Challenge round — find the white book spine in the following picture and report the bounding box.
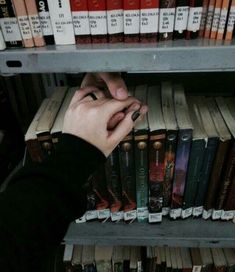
[0,27,6,50]
[47,0,75,45]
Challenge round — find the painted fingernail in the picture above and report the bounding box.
[116,88,127,99]
[132,111,140,121]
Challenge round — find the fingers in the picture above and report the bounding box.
[107,112,125,130]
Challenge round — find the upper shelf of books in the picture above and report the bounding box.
[0,39,235,74]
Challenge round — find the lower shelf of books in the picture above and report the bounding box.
[64,218,235,248]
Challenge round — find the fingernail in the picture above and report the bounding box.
[116,88,127,99]
[132,111,140,121]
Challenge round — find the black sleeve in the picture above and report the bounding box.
[0,133,106,272]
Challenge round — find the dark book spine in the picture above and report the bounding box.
[159,0,176,41]
[135,133,149,222]
[26,139,44,162]
[124,0,140,42]
[185,0,203,39]
[0,0,23,47]
[162,130,177,216]
[105,148,123,222]
[181,139,206,219]
[35,0,55,44]
[223,171,235,218]
[148,131,166,223]
[173,0,190,39]
[170,129,192,219]
[119,135,137,222]
[85,175,98,221]
[193,137,218,217]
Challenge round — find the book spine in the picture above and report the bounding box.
[181,139,206,219]
[224,0,235,41]
[216,0,230,40]
[0,0,23,47]
[11,0,35,47]
[140,0,159,43]
[124,0,140,42]
[35,0,55,45]
[199,0,209,37]
[173,0,190,39]
[162,130,177,216]
[119,135,137,223]
[223,171,235,220]
[193,137,218,217]
[85,175,98,221]
[210,0,223,39]
[185,0,203,39]
[170,129,192,219]
[105,148,123,222]
[159,0,176,41]
[70,0,91,44]
[204,0,216,38]
[0,27,6,50]
[47,0,75,45]
[135,134,149,222]
[88,0,108,43]
[24,0,45,47]
[25,139,44,162]
[106,0,124,43]
[148,132,166,223]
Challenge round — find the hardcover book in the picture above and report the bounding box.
[199,248,213,272]
[0,0,23,47]
[63,244,74,272]
[70,0,91,44]
[112,246,124,272]
[140,0,159,43]
[210,0,223,39]
[134,85,149,222]
[199,0,209,37]
[71,245,83,271]
[82,245,96,272]
[107,0,124,43]
[211,248,227,272]
[147,85,166,223]
[0,28,5,50]
[124,0,140,42]
[204,0,216,38]
[95,246,113,272]
[181,248,193,272]
[224,0,235,41]
[170,84,193,219]
[190,248,203,272]
[161,82,178,216]
[216,0,230,40]
[174,0,190,39]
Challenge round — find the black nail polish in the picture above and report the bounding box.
[132,111,140,121]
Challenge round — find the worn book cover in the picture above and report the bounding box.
[174,0,190,39]
[124,0,140,42]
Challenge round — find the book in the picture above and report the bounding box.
[210,0,223,39]
[112,246,124,272]
[11,0,34,47]
[223,248,235,272]
[95,246,113,272]
[107,0,124,43]
[47,0,75,45]
[190,248,203,272]
[70,0,91,44]
[63,244,74,272]
[71,245,83,271]
[181,248,193,272]
[174,0,190,39]
[170,85,193,219]
[165,247,172,272]
[24,0,45,47]
[159,0,176,41]
[199,248,213,272]
[182,96,207,219]
[130,247,142,272]
[170,247,178,272]
[0,27,6,50]
[199,0,209,37]
[140,0,159,43]
[123,246,131,272]
[204,0,216,38]
[134,85,149,222]
[147,85,166,223]
[0,0,22,47]
[88,0,108,43]
[203,98,231,220]
[35,0,55,45]
[211,248,227,272]
[161,82,178,216]
[216,0,230,40]
[124,0,140,43]
[82,245,96,272]
[224,0,235,41]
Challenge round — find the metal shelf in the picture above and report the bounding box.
[64,218,235,248]
[0,39,235,74]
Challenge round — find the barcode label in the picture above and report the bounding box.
[159,8,175,33]
[107,9,123,34]
[193,206,203,217]
[181,207,193,218]
[162,207,170,216]
[137,207,149,219]
[170,208,181,219]
[111,211,124,221]
[140,8,159,34]
[124,9,140,34]
[38,11,53,36]
[75,215,86,223]
[29,15,43,38]
[18,15,32,39]
[174,6,189,32]
[187,7,202,32]
[221,210,235,220]
[212,209,222,220]
[202,209,212,219]
[149,212,162,223]
[192,265,202,272]
[89,11,107,35]
[124,210,137,221]
[85,210,98,221]
[0,18,22,42]
[98,209,110,219]
[72,11,90,35]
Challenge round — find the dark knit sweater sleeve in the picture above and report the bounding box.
[0,133,106,271]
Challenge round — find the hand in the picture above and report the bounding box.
[62,88,147,157]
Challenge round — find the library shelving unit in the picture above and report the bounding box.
[1,39,235,248]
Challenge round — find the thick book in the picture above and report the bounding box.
[159,0,176,41]
[35,0,55,45]
[88,0,108,43]
[70,0,91,44]
[11,0,34,47]
[0,28,6,50]
[203,98,231,220]
[134,85,149,222]
[107,0,124,43]
[182,97,207,219]
[140,0,159,43]
[204,0,216,38]
[211,248,227,272]
[199,248,213,272]
[161,82,178,216]
[147,85,166,223]
[24,0,45,47]
[223,248,235,272]
[170,84,193,219]
[224,0,235,41]
[216,0,230,39]
[47,0,75,45]
[174,0,190,39]
[124,0,140,42]
[190,248,203,272]
[216,97,235,220]
[210,0,223,39]
[199,0,209,37]
[0,0,22,47]
[193,97,219,217]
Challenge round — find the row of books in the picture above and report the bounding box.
[24,83,235,224]
[62,245,235,272]
[0,0,235,51]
